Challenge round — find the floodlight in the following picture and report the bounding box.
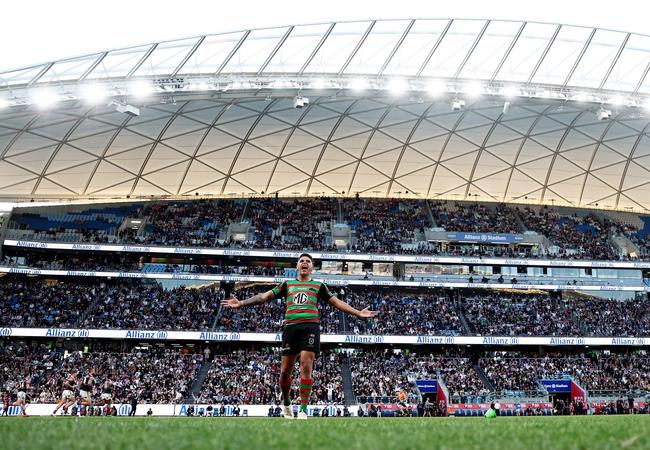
[574,92,588,102]
[502,85,518,98]
[311,79,326,89]
[465,82,483,97]
[608,96,624,106]
[350,79,369,91]
[81,84,109,104]
[129,81,153,99]
[426,79,445,96]
[32,90,59,108]
[387,78,408,95]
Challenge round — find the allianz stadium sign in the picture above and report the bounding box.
[0,327,647,347]
[5,239,650,269]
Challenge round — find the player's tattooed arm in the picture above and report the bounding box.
[240,292,270,306]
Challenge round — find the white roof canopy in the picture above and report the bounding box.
[0,19,649,211]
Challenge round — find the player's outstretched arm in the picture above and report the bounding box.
[328,296,378,318]
[220,289,275,309]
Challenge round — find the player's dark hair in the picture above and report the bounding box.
[298,253,313,262]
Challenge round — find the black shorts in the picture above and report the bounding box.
[281,323,320,356]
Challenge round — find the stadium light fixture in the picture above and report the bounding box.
[129,80,154,99]
[271,79,290,89]
[608,95,625,106]
[426,79,445,96]
[501,85,518,98]
[574,92,588,102]
[387,78,408,95]
[81,84,109,104]
[464,81,483,98]
[32,89,60,109]
[349,78,369,91]
[311,79,326,89]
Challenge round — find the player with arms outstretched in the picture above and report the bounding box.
[221,253,377,419]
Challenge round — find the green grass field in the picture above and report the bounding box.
[1,415,648,450]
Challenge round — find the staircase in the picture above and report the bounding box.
[453,298,474,335]
[338,309,348,333]
[240,198,251,222]
[210,299,225,331]
[473,364,496,392]
[185,359,213,403]
[340,355,356,406]
[424,200,437,227]
[337,199,344,223]
[76,287,108,326]
[611,233,638,258]
[510,206,528,232]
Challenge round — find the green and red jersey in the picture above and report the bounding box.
[271,279,335,327]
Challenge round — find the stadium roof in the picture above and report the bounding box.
[1,18,650,212]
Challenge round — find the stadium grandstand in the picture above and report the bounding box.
[2,18,650,426]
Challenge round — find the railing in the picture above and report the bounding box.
[447,390,548,404]
[356,396,399,404]
[587,389,650,400]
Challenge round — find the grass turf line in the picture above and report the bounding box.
[1,415,649,450]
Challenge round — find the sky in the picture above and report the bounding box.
[0,0,646,72]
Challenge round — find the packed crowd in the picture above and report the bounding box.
[343,288,461,336]
[243,198,338,251]
[82,284,222,331]
[6,197,650,261]
[349,349,487,404]
[431,202,521,234]
[127,199,244,246]
[517,207,619,260]
[2,339,650,408]
[480,351,650,394]
[0,280,100,328]
[197,348,344,405]
[461,293,650,337]
[0,341,200,404]
[3,275,650,338]
[345,199,431,254]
